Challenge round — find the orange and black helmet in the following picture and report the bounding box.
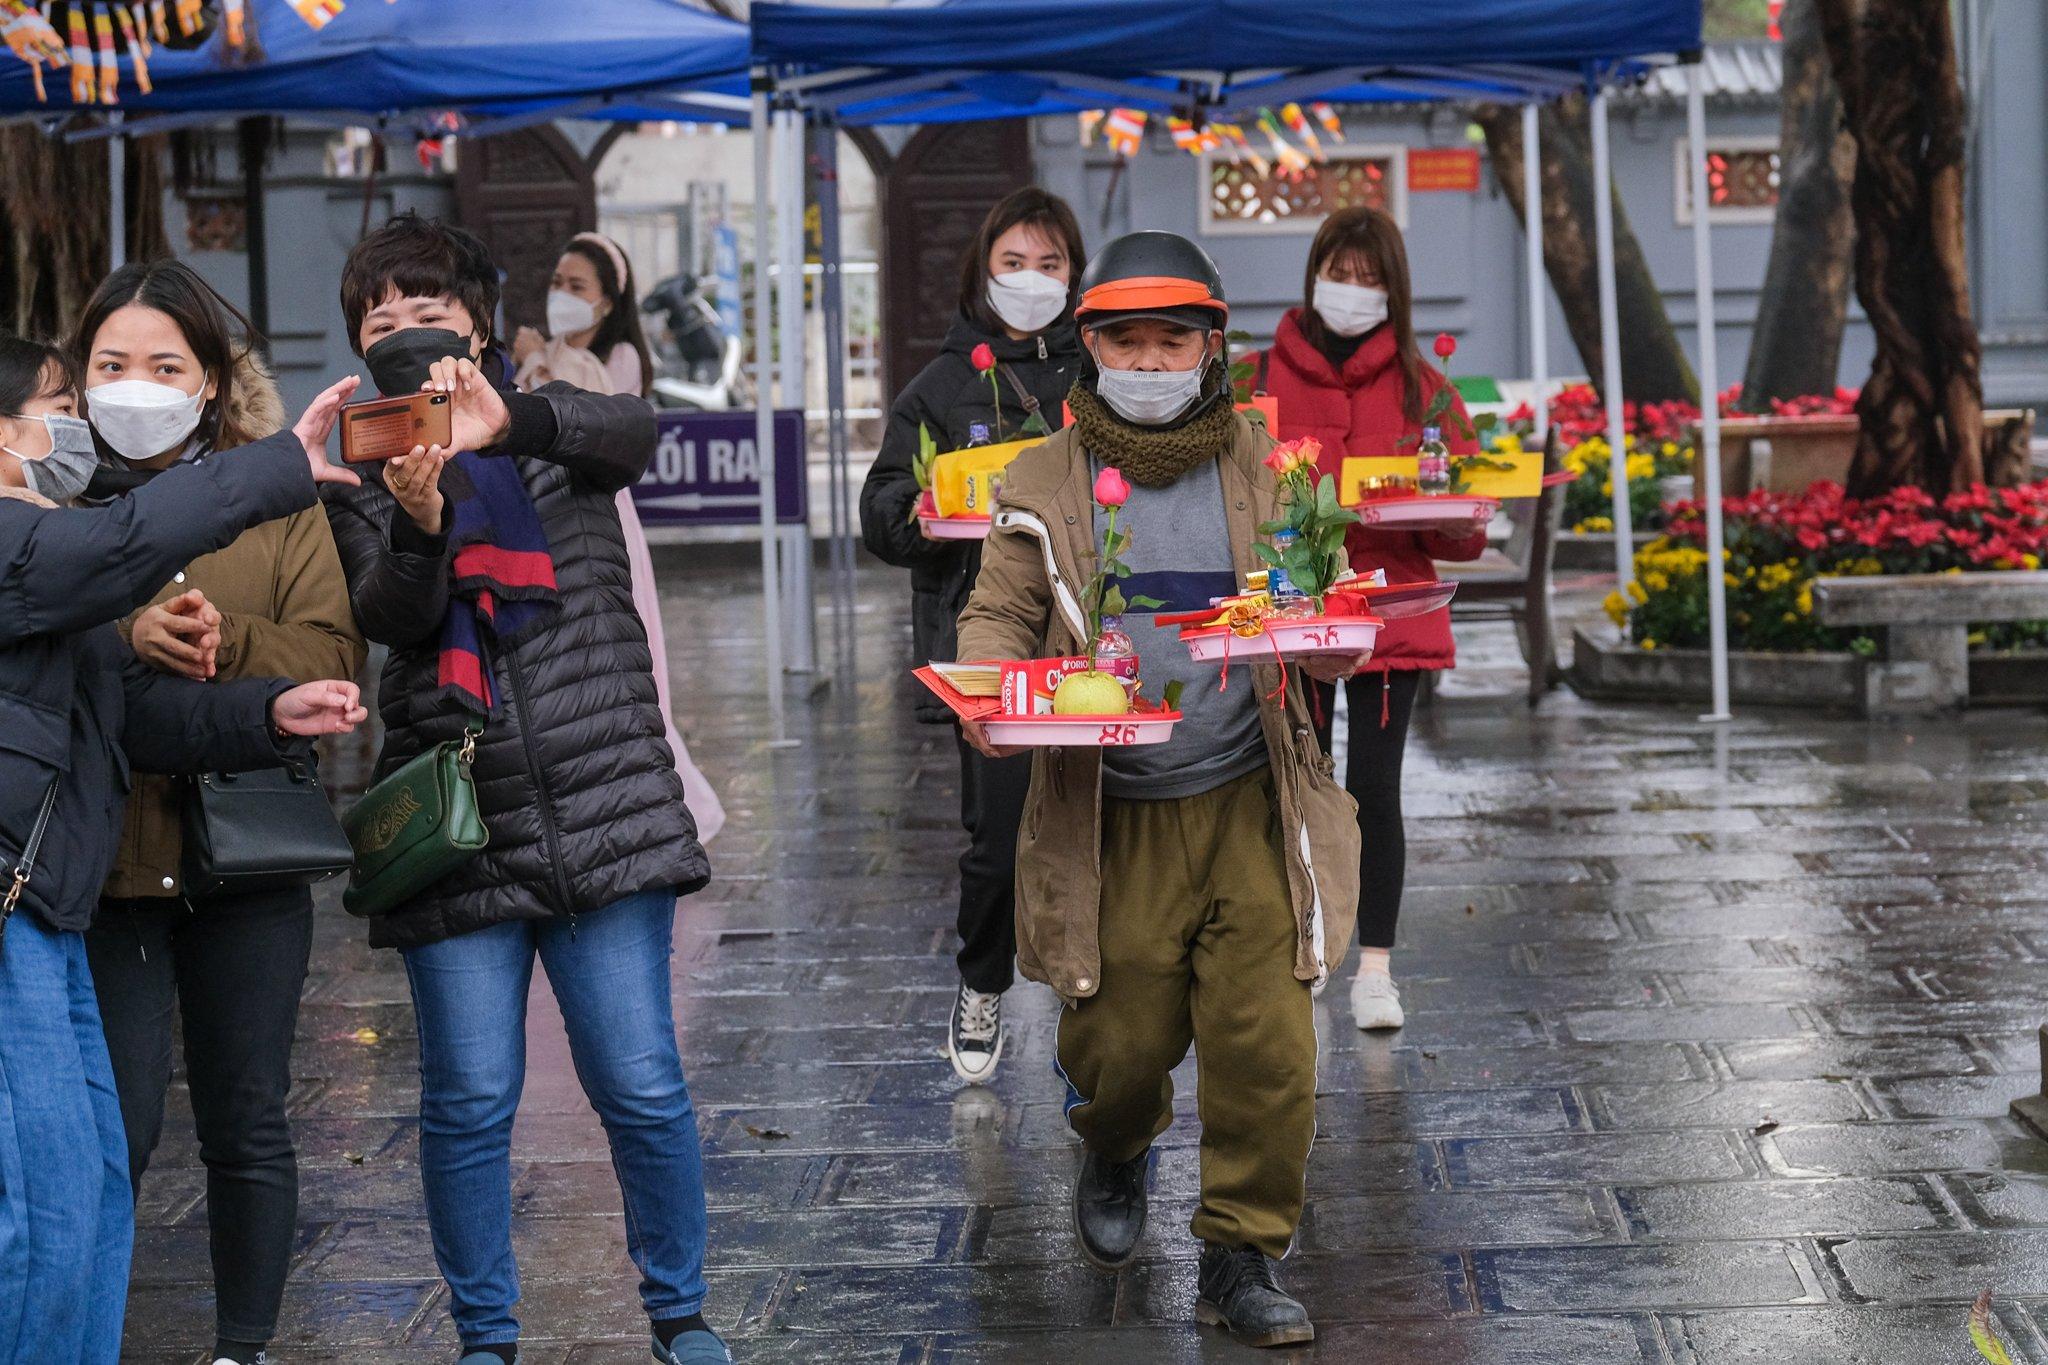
[1072,231,1229,332]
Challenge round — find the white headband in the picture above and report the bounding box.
[572,232,631,293]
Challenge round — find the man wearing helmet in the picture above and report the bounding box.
[956,232,1364,1348]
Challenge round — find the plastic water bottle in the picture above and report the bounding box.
[1092,614,1139,698]
[1417,425,1451,495]
[1267,528,1315,617]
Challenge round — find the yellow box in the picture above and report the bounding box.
[1339,449,1543,503]
[933,438,1041,518]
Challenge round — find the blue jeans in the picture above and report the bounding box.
[402,890,707,1345]
[0,911,132,1364]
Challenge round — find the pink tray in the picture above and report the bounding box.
[920,515,992,541]
[980,711,1180,748]
[1351,495,1498,531]
[1181,615,1381,664]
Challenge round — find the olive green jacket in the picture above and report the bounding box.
[955,413,1361,1001]
[104,487,366,901]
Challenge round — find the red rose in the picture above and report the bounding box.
[1433,332,1457,361]
[970,343,996,373]
[1093,465,1131,508]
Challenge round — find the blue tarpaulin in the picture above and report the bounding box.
[0,0,750,122]
[753,0,1703,123]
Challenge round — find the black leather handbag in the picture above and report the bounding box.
[181,760,356,899]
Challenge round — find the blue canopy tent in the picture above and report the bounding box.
[741,0,1731,740]
[0,0,751,129]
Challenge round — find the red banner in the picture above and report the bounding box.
[1407,148,1482,193]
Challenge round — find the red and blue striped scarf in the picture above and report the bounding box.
[434,448,559,715]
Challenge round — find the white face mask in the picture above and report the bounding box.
[546,289,599,338]
[986,269,1069,335]
[87,380,207,463]
[1093,360,1207,426]
[1313,278,1390,338]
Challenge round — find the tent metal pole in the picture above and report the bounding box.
[814,120,856,657]
[1522,100,1548,443]
[750,83,788,745]
[775,103,817,678]
[1589,87,1633,599]
[107,115,125,269]
[1687,63,1734,723]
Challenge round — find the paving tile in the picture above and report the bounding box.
[1444,1130,1752,1188]
[1760,1121,2005,1177]
[1823,1230,2048,1304]
[1616,1177,1952,1240]
[1475,1241,1825,1312]
[1662,1303,2042,1364]
[1588,1080,1873,1130]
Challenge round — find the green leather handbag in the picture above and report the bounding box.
[341,724,489,918]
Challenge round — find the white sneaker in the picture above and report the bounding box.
[1351,969,1405,1031]
[948,981,1005,1085]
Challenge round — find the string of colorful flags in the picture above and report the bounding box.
[2,0,366,104]
[1082,101,1346,179]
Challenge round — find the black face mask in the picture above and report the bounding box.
[363,327,476,398]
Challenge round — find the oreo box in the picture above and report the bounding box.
[999,656,1091,715]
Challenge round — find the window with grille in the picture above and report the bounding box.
[1674,136,1781,225]
[1200,146,1408,235]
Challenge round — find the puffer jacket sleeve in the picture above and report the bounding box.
[323,486,453,650]
[494,384,655,495]
[0,432,313,646]
[860,374,954,569]
[117,660,303,775]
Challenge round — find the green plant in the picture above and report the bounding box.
[1256,438,1359,606]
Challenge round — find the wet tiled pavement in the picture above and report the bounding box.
[126,559,2048,1363]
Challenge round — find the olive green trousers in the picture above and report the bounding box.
[1055,767,1317,1259]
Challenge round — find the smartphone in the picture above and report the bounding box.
[340,391,452,464]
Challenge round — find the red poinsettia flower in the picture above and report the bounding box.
[970,342,996,373]
[1093,465,1131,508]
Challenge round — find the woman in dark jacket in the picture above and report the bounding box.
[322,213,724,1365]
[72,263,368,1365]
[858,187,1085,1086]
[1244,207,1490,1034]
[0,333,367,1363]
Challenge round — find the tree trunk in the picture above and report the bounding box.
[1480,95,1699,408]
[0,125,167,340]
[1817,0,1984,496]
[1740,0,1857,409]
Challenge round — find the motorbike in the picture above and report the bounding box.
[642,273,746,412]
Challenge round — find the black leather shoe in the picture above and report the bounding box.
[1196,1242,1315,1347]
[1072,1147,1149,1271]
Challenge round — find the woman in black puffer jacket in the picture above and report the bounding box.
[858,187,1084,1088]
[322,214,725,1365]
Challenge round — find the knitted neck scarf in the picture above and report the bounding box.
[1067,368,1236,487]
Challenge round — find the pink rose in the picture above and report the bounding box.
[1093,465,1131,508]
[970,343,997,373]
[1262,436,1320,478]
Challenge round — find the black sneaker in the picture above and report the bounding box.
[1195,1242,1315,1348]
[1073,1147,1149,1271]
[947,980,1004,1085]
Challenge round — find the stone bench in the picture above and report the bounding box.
[1812,570,2048,714]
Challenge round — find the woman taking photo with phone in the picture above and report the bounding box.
[325,212,724,1365]
[858,187,1085,1085]
[510,230,724,843]
[72,260,366,1365]
[1244,206,1489,1033]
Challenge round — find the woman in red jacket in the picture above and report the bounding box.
[1247,205,1489,1032]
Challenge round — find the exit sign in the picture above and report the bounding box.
[1408,148,1482,193]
